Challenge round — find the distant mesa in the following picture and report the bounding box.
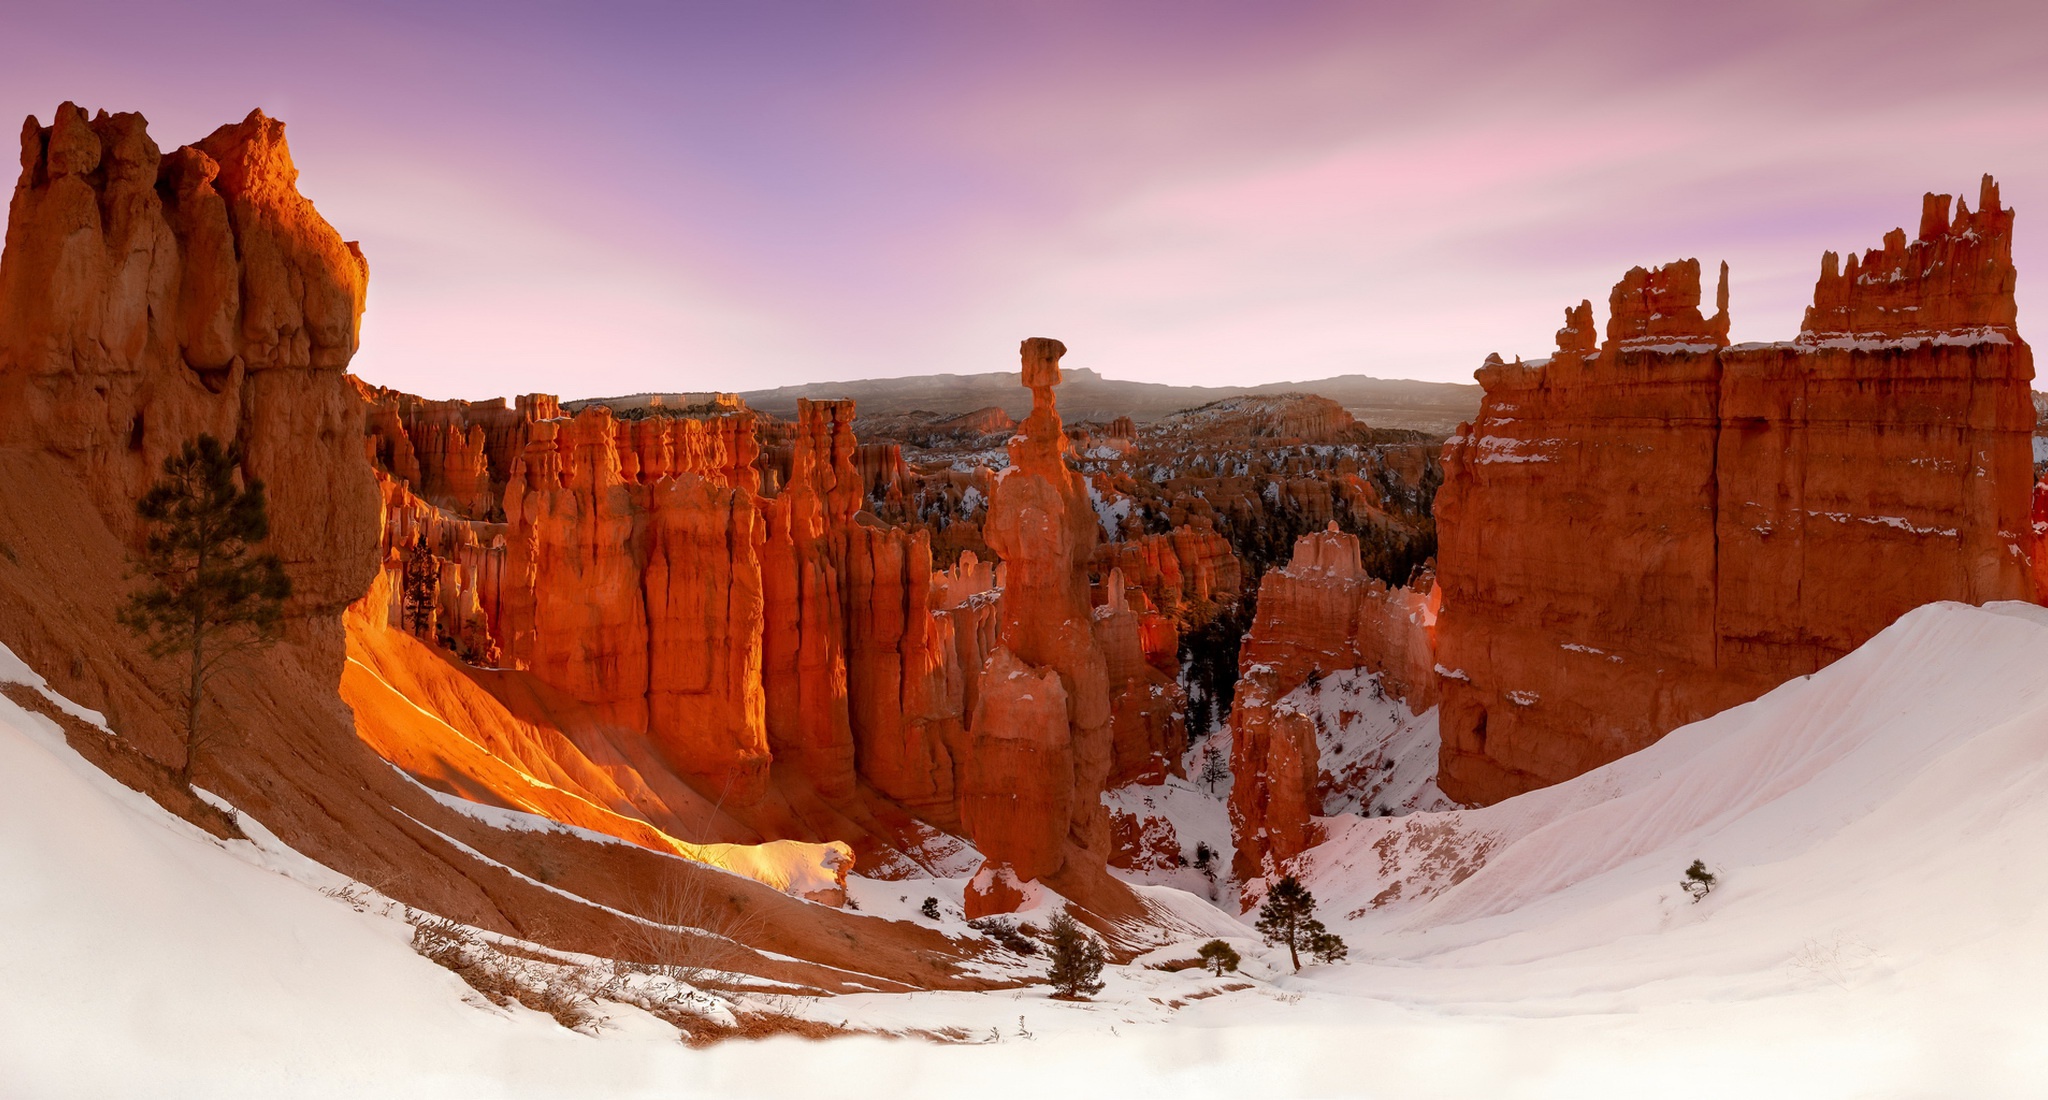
[601,366,1487,437]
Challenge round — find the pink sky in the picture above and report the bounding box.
[5,1,2047,399]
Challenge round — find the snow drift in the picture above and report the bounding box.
[10,602,2048,1097]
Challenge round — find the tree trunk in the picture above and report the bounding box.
[182,621,204,789]
[180,544,207,790]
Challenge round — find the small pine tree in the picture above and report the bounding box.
[920,896,942,921]
[1256,874,1346,972]
[119,434,292,788]
[1682,859,1718,903]
[1044,910,1105,1000]
[401,532,439,639]
[1196,939,1241,976]
[1187,690,1213,743]
[1199,745,1229,794]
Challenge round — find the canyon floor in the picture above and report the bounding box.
[7,599,2047,1099]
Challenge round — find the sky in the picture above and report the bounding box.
[4,0,2047,400]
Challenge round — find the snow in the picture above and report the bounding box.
[1615,340,1723,354]
[1084,475,1134,544]
[1101,768,1236,902]
[1279,668,1451,819]
[13,601,2048,1095]
[1295,603,2048,1024]
[1805,509,1959,538]
[1472,435,1560,465]
[1796,326,2012,352]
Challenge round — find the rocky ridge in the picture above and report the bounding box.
[1433,177,2037,804]
[0,105,1051,990]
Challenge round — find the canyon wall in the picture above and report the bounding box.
[358,338,1197,919]
[0,106,1027,992]
[357,390,967,830]
[1434,177,2036,805]
[0,105,379,632]
[1227,527,1438,881]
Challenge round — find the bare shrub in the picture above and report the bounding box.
[403,909,606,1031]
[621,865,768,986]
[320,882,376,913]
[968,916,1039,956]
[1790,931,1879,990]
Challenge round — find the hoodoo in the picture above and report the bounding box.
[1228,526,1439,882]
[0,106,1006,991]
[960,339,1118,912]
[355,334,1204,921]
[1433,177,2036,805]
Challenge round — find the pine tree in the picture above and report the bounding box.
[119,435,292,788]
[1043,910,1105,1000]
[1309,929,1349,964]
[1255,874,1346,972]
[1682,859,1718,902]
[1187,690,1213,743]
[401,532,439,639]
[1196,938,1241,976]
[1199,744,1230,793]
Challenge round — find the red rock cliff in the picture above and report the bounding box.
[0,105,1144,989]
[1435,177,2036,805]
[0,105,379,621]
[1227,526,1438,881]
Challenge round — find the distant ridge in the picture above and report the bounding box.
[576,368,1483,436]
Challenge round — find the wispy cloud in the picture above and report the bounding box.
[3,1,2044,397]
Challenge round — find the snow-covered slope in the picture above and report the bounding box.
[1291,667,1452,817]
[10,602,2048,1097]
[1304,600,2048,954]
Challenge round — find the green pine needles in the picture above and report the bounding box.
[1196,939,1241,976]
[1682,859,1719,903]
[1044,910,1106,1000]
[1255,874,1348,971]
[118,434,292,788]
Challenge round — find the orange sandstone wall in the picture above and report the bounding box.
[1435,178,2036,805]
[358,345,1169,918]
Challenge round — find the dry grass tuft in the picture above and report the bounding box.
[619,865,770,986]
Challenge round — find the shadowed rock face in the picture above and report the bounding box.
[1227,527,1438,883]
[1434,177,2038,806]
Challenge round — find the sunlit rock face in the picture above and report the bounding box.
[1434,177,2037,806]
[961,338,1118,913]
[0,104,380,628]
[363,338,1185,919]
[359,389,965,821]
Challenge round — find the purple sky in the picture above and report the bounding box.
[5,1,2047,399]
